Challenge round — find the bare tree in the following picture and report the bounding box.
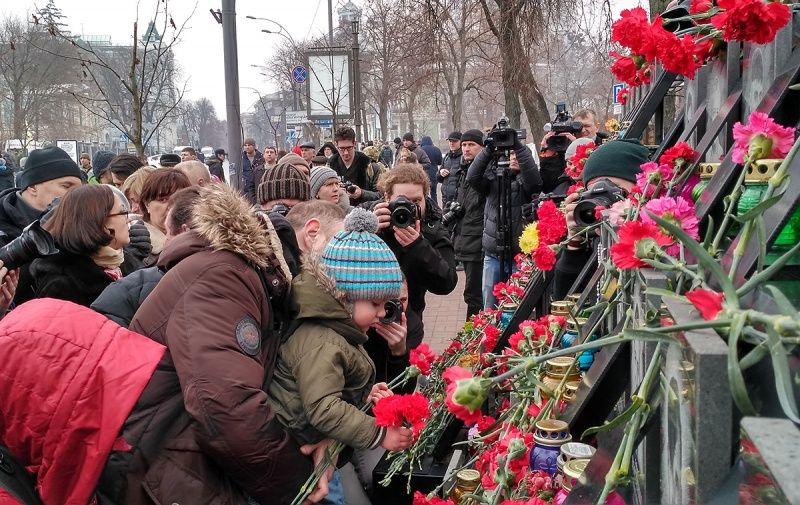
[0,6,77,148]
[38,0,195,157]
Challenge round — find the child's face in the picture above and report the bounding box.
[352,298,389,332]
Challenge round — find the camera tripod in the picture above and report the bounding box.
[495,148,514,283]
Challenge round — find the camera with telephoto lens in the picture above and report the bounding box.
[0,220,59,270]
[380,298,403,324]
[486,117,527,150]
[269,203,290,216]
[573,179,627,227]
[441,201,464,227]
[544,102,583,153]
[389,196,418,228]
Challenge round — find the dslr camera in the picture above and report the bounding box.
[269,203,290,216]
[543,102,583,153]
[0,220,59,270]
[389,196,418,228]
[341,181,358,195]
[486,117,526,150]
[573,179,627,227]
[380,298,403,324]
[441,201,464,227]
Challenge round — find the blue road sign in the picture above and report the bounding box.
[119,133,129,144]
[316,119,333,127]
[291,65,308,84]
[612,83,625,105]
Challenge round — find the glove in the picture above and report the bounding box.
[127,222,152,259]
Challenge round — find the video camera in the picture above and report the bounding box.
[486,117,527,150]
[573,179,627,227]
[389,196,419,228]
[543,102,583,153]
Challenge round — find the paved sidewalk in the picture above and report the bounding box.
[423,271,468,353]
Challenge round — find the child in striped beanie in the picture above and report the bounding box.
[267,207,413,459]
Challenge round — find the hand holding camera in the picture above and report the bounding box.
[372,197,421,246]
[375,300,407,356]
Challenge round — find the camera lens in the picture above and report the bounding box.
[380,299,403,324]
[347,185,357,194]
[573,199,603,227]
[391,208,412,228]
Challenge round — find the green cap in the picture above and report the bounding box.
[582,139,649,184]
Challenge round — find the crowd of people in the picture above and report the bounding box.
[0,111,648,504]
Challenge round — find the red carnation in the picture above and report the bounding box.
[412,491,455,505]
[536,200,568,245]
[566,141,596,180]
[690,0,713,14]
[609,221,672,269]
[658,33,708,79]
[711,0,791,45]
[618,86,631,105]
[373,393,431,438]
[481,324,501,351]
[409,343,436,376]
[611,52,649,87]
[659,141,699,169]
[532,245,557,271]
[611,8,669,61]
[685,288,725,320]
[443,366,488,424]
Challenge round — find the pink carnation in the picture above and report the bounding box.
[732,111,795,164]
[608,199,634,227]
[635,162,675,198]
[641,196,700,256]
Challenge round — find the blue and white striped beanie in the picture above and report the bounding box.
[320,208,402,301]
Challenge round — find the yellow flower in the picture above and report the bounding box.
[519,222,540,254]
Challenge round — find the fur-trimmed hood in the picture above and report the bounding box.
[159,184,292,280]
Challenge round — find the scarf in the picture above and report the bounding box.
[92,246,125,280]
[144,221,167,255]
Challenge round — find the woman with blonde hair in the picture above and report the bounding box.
[121,166,156,217]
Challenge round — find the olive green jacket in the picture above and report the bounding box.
[268,267,384,449]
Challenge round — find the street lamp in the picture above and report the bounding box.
[351,19,362,141]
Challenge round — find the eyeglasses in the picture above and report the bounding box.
[108,211,129,218]
[337,145,355,152]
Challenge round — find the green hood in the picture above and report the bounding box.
[290,268,367,345]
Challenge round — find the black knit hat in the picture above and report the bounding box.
[581,139,649,184]
[18,146,82,190]
[402,132,414,142]
[159,153,181,167]
[92,150,116,178]
[461,129,484,146]
[257,162,310,204]
[447,131,462,141]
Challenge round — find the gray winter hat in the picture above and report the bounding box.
[309,166,339,198]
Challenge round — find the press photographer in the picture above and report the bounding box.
[328,126,382,205]
[553,139,650,299]
[539,106,604,193]
[363,163,457,350]
[467,119,542,309]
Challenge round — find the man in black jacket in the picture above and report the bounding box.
[438,131,462,207]
[467,130,542,309]
[363,163,457,349]
[451,129,486,318]
[0,147,84,304]
[328,126,382,206]
[553,139,649,299]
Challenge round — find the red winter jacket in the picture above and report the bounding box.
[0,299,165,505]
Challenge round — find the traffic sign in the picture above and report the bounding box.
[119,133,129,144]
[291,65,308,84]
[612,83,625,105]
[316,119,333,127]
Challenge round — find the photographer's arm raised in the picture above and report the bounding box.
[465,147,491,194]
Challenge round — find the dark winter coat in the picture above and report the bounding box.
[91,265,164,327]
[206,156,226,183]
[452,157,486,263]
[0,164,14,192]
[29,248,141,308]
[360,197,457,348]
[241,149,265,204]
[467,145,542,258]
[0,189,54,304]
[268,266,383,449]
[438,149,462,205]
[539,152,567,194]
[95,186,310,505]
[328,151,382,205]
[379,145,394,167]
[420,136,443,169]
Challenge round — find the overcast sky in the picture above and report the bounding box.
[3,0,642,118]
